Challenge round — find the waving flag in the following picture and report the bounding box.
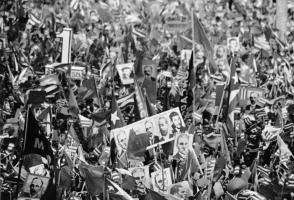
[192,12,216,72]
[111,91,126,129]
[226,58,240,137]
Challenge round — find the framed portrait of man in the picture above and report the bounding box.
[112,129,129,156]
[151,168,172,193]
[173,133,193,157]
[116,63,134,85]
[227,37,240,54]
[168,181,193,199]
[129,166,151,190]
[20,173,50,199]
[214,45,227,60]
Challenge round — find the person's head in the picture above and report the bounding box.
[116,130,127,150]
[132,168,146,189]
[169,112,182,129]
[229,38,238,52]
[144,65,153,77]
[216,46,226,58]
[145,121,154,138]
[158,117,169,136]
[170,184,187,199]
[30,177,43,196]
[121,67,132,79]
[154,171,168,191]
[177,134,189,156]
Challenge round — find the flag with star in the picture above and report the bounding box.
[111,91,126,129]
[226,58,240,137]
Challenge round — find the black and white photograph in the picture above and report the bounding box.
[227,37,240,54]
[151,168,172,193]
[2,1,294,200]
[116,63,134,85]
[20,174,50,199]
[168,181,193,200]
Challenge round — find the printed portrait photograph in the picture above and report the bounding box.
[112,129,129,155]
[214,45,227,60]
[116,63,134,85]
[142,59,157,80]
[20,173,50,199]
[168,181,193,199]
[151,168,172,193]
[129,166,151,190]
[168,110,186,135]
[227,37,240,53]
[173,133,193,157]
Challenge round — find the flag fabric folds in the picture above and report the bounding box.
[78,163,105,196]
[23,108,54,168]
[226,58,240,137]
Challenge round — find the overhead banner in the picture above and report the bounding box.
[111,107,186,155]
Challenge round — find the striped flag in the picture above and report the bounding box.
[286,174,294,188]
[28,13,42,26]
[254,97,268,107]
[205,159,216,178]
[192,111,203,122]
[117,92,135,109]
[79,115,93,128]
[132,28,147,39]
[70,0,80,10]
[93,144,102,157]
[257,165,271,176]
[226,58,240,137]
[255,107,268,121]
[283,122,294,134]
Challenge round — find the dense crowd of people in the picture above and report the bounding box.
[1,0,294,200]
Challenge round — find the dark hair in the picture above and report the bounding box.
[169,112,179,121]
[170,184,182,195]
[31,177,44,187]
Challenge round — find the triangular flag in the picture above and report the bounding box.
[111,91,126,129]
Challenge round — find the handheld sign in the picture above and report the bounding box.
[56,28,72,63]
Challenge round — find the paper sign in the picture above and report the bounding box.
[116,63,134,85]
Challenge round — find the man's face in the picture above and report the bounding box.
[172,115,181,129]
[30,178,42,196]
[158,118,168,136]
[230,40,238,51]
[117,132,127,150]
[177,186,187,199]
[133,170,146,189]
[144,66,152,76]
[145,122,154,138]
[155,173,168,190]
[122,68,131,79]
[177,136,189,155]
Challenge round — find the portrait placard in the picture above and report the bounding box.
[173,133,193,156]
[111,107,185,153]
[129,166,151,189]
[227,37,240,53]
[168,181,193,199]
[20,173,50,199]
[116,63,134,85]
[151,168,172,193]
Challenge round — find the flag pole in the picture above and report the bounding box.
[191,8,196,126]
